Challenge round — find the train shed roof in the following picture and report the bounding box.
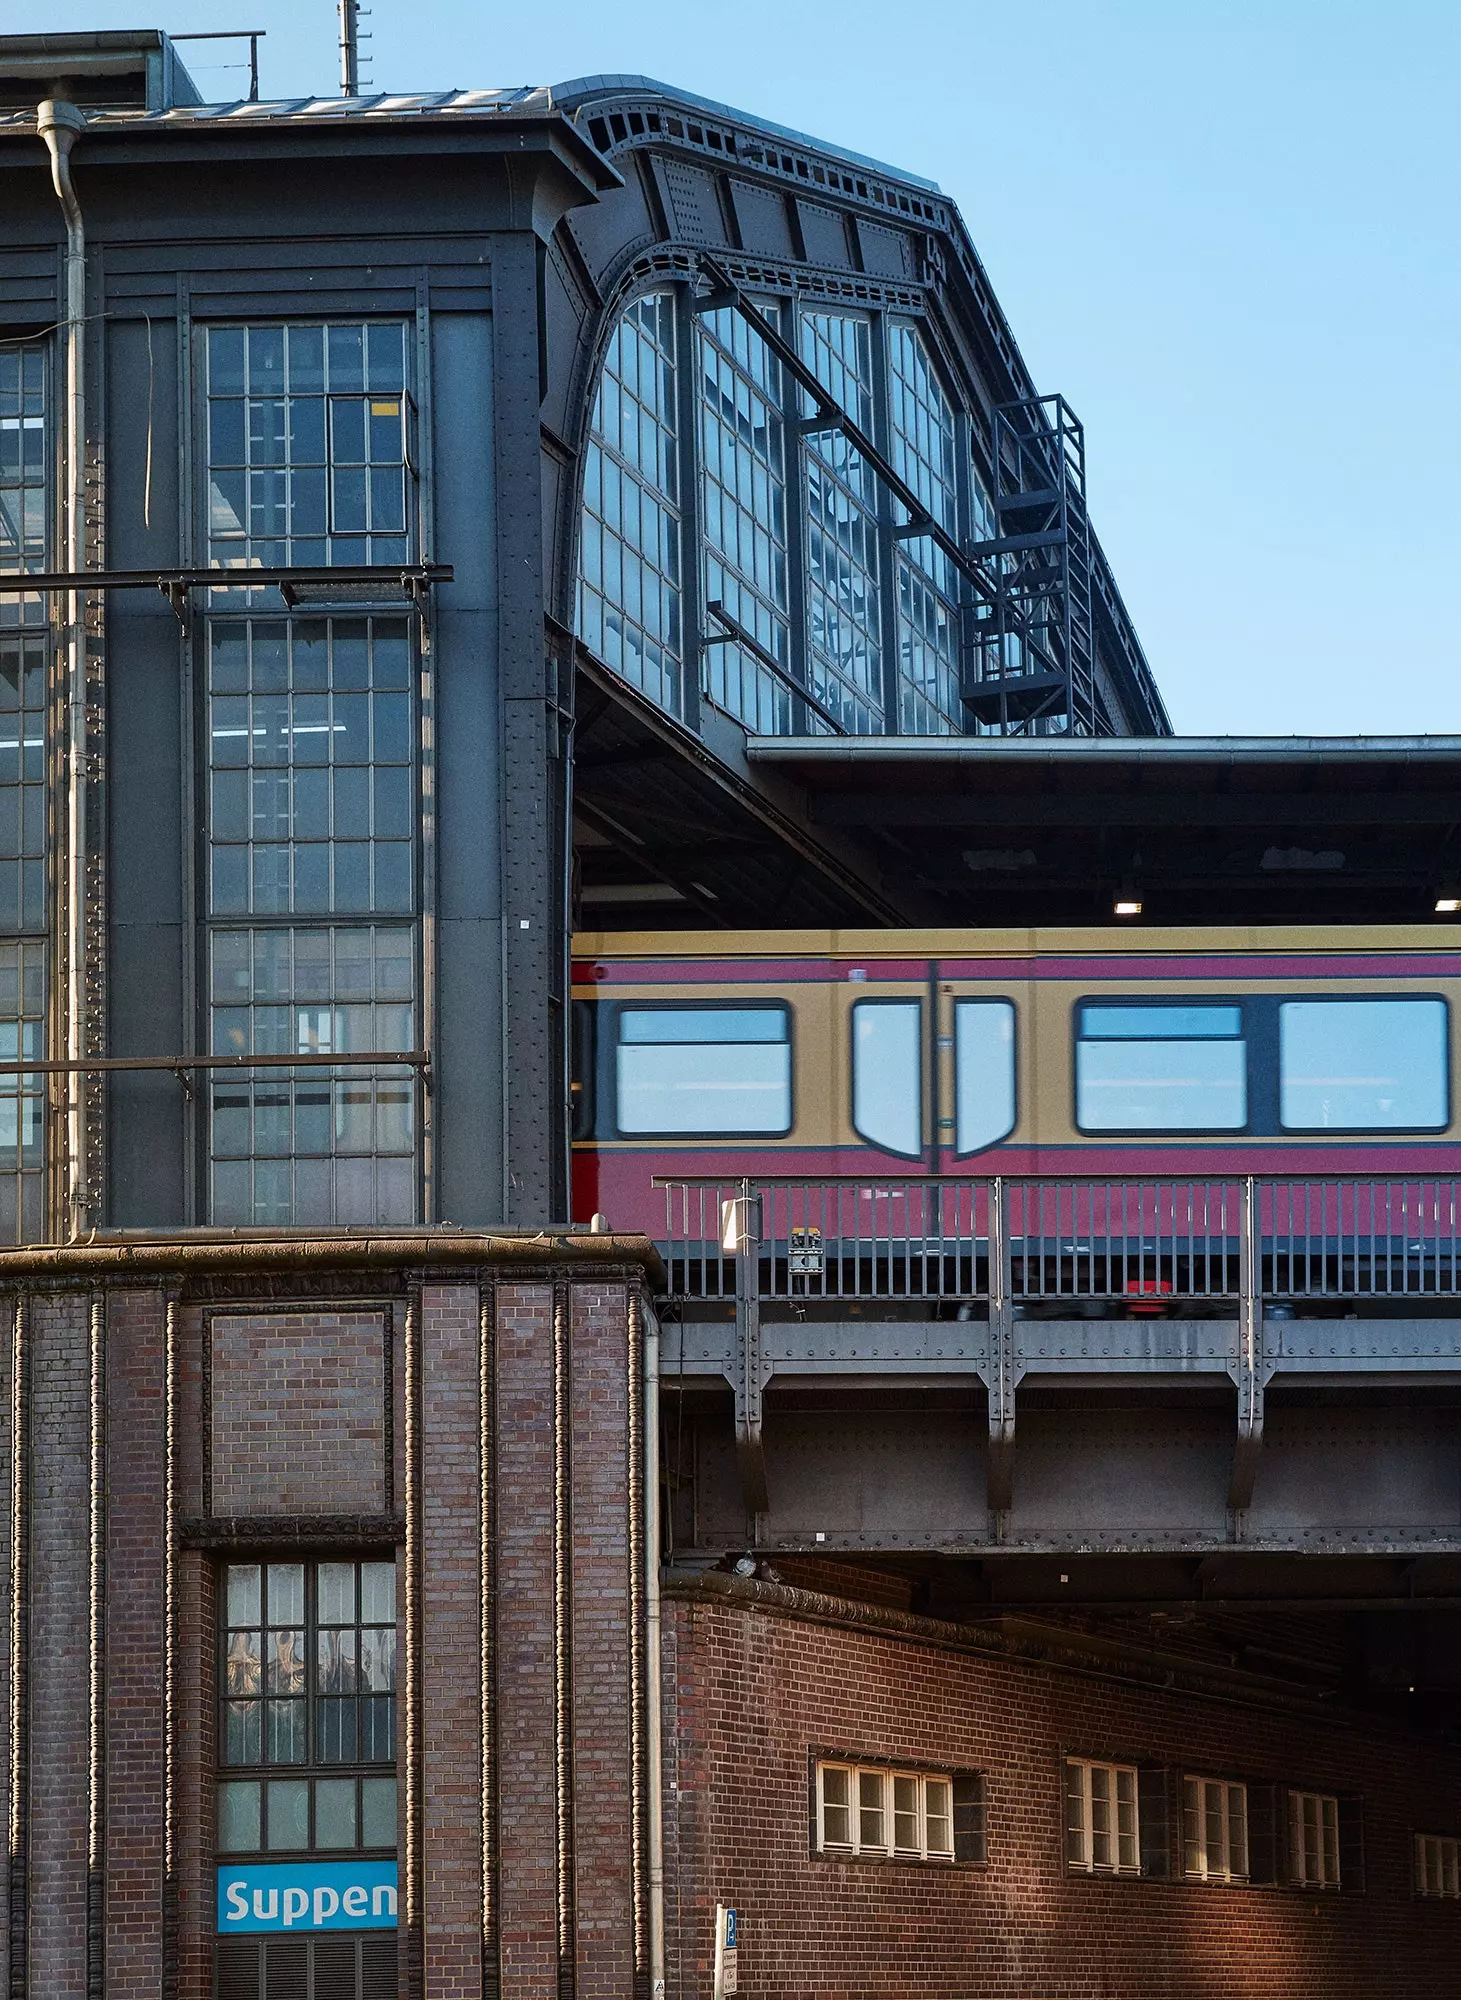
[734,735,1461,929]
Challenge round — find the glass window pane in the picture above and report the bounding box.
[361,1775,397,1849]
[225,1699,262,1765]
[267,1564,305,1624]
[852,1001,921,1156]
[858,1769,885,1849]
[218,1781,262,1853]
[265,1778,310,1851]
[314,1777,357,1849]
[955,1000,1016,1153]
[620,1007,786,1044]
[821,1766,851,1847]
[227,1564,262,1625]
[1077,1037,1247,1132]
[317,1562,355,1626]
[924,1778,952,1857]
[1082,1005,1242,1039]
[1280,998,1448,1130]
[617,1041,791,1136]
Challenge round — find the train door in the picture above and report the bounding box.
[843,968,935,1168]
[931,972,1021,1176]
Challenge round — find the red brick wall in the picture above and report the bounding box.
[663,1588,1461,2000]
[420,1282,485,1997]
[209,1309,388,1515]
[569,1282,637,2000]
[105,1286,168,1995]
[27,1293,91,1999]
[493,1281,562,2000]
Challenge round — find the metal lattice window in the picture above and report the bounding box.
[1183,1777,1248,1884]
[800,311,884,734]
[209,925,416,1226]
[0,943,43,1245]
[0,633,46,932]
[1416,1834,1461,1898]
[218,1559,398,1857]
[0,346,47,630]
[205,321,414,572]
[577,292,683,716]
[1289,1789,1340,1889]
[208,616,414,919]
[697,304,793,734]
[1066,1757,1140,1875]
[888,323,961,735]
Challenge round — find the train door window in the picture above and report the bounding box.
[1075,1002,1246,1133]
[852,999,921,1156]
[1279,997,1448,1131]
[615,1005,792,1135]
[954,1000,1016,1154]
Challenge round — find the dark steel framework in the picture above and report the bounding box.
[553,78,1172,755]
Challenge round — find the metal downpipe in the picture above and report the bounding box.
[644,1299,666,1996]
[37,98,88,1239]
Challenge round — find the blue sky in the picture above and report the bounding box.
[43,0,1461,735]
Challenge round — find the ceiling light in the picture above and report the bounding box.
[1114,897,1142,917]
[1436,897,1461,914]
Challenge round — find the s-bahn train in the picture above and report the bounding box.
[571,925,1461,1236]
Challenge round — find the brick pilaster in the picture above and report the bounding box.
[493,1281,560,2000]
[26,1292,91,1997]
[569,1282,637,2000]
[104,1286,168,1994]
[420,1283,484,1997]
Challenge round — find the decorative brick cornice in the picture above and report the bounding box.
[179,1513,405,1549]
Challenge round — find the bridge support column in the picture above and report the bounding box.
[987,1178,1016,1523]
[731,1186,769,1517]
[1229,1176,1264,1520]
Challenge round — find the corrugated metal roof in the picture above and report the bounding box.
[0,71,942,196]
[0,84,557,130]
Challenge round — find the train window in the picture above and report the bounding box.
[852,999,921,1157]
[1075,1001,1246,1133]
[615,1005,792,1135]
[1279,997,1448,1131]
[954,1000,1016,1154]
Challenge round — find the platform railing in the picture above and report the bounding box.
[656,1174,1461,1304]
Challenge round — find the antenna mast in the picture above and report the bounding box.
[337,0,359,95]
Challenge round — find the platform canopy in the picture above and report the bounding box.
[572,701,1461,930]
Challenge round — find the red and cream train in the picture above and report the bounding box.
[571,926,1461,1234]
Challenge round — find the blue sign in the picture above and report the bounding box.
[724,1910,737,1949]
[217,1860,398,1933]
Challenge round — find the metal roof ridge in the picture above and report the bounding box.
[546,71,942,193]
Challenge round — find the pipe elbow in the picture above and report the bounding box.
[37,98,86,233]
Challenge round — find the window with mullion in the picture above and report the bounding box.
[0,349,48,1244]
[1183,1776,1248,1883]
[799,310,884,735]
[696,304,793,735]
[209,924,417,1226]
[0,344,48,631]
[220,1558,398,1859]
[205,320,413,576]
[207,615,415,921]
[576,292,684,717]
[887,322,961,735]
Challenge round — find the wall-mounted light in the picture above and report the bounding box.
[1114,895,1143,917]
[1436,897,1461,914]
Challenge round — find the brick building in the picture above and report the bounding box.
[0,25,1458,2000]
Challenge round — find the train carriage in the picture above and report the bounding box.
[573,926,1461,1308]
